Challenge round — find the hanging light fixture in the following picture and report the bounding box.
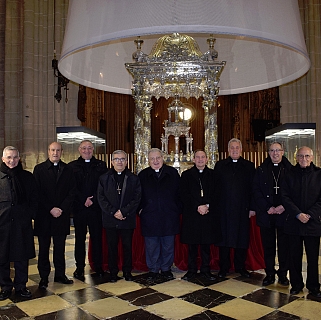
[59,0,310,95]
[58,0,310,171]
[126,33,225,100]
[52,0,69,103]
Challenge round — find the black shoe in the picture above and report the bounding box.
[123,272,133,281]
[308,289,321,298]
[73,269,85,281]
[92,271,104,278]
[263,274,275,286]
[0,289,12,301]
[236,269,251,278]
[200,271,217,281]
[182,271,196,280]
[110,273,118,283]
[92,267,104,277]
[290,287,303,295]
[54,275,74,284]
[38,278,49,289]
[278,276,289,286]
[218,271,227,279]
[15,288,32,298]
[161,270,174,280]
[147,272,159,280]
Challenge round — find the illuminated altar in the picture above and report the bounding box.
[125,33,225,173]
[160,97,194,173]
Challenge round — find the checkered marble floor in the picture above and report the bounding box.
[1,228,321,320]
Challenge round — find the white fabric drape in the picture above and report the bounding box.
[280,0,321,164]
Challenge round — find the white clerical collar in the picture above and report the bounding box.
[117,171,122,175]
[53,162,59,166]
[155,169,160,172]
[85,159,90,163]
[199,169,203,173]
[232,159,238,162]
[273,163,279,166]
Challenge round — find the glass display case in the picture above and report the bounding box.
[56,126,106,163]
[265,123,316,165]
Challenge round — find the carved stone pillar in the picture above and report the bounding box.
[203,98,218,169]
[134,95,152,173]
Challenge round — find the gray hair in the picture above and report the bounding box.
[79,140,94,146]
[3,146,19,157]
[228,138,242,149]
[297,146,313,156]
[112,150,127,159]
[148,148,163,156]
[268,141,283,151]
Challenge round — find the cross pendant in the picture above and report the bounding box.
[117,187,121,195]
[200,189,204,197]
[274,185,279,194]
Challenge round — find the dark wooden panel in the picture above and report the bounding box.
[80,87,280,156]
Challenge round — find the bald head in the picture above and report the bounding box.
[296,146,313,168]
[48,142,63,163]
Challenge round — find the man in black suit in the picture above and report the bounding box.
[214,138,256,278]
[33,142,77,289]
[0,146,38,300]
[97,150,141,282]
[180,150,221,281]
[252,142,291,286]
[69,140,107,280]
[282,146,321,298]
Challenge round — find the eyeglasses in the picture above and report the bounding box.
[80,146,93,150]
[297,154,311,159]
[113,157,126,162]
[269,149,283,153]
[149,156,162,162]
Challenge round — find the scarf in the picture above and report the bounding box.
[0,161,26,204]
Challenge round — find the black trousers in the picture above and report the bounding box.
[74,209,103,271]
[0,260,28,291]
[105,228,134,274]
[288,234,320,291]
[187,244,211,273]
[219,246,247,272]
[260,226,289,277]
[37,234,67,279]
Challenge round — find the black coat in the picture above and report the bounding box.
[252,156,292,228]
[97,168,141,229]
[0,163,38,263]
[180,165,221,244]
[213,157,255,249]
[282,163,321,237]
[68,156,107,214]
[138,164,181,237]
[33,159,77,236]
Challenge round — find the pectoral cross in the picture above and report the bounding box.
[116,183,121,195]
[274,185,280,194]
[200,189,204,197]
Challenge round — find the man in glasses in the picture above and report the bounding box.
[138,148,181,280]
[97,150,141,282]
[282,146,321,298]
[252,142,292,286]
[69,140,107,280]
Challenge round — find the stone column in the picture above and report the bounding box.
[203,98,218,169]
[133,94,152,173]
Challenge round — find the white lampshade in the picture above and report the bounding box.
[59,0,310,95]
